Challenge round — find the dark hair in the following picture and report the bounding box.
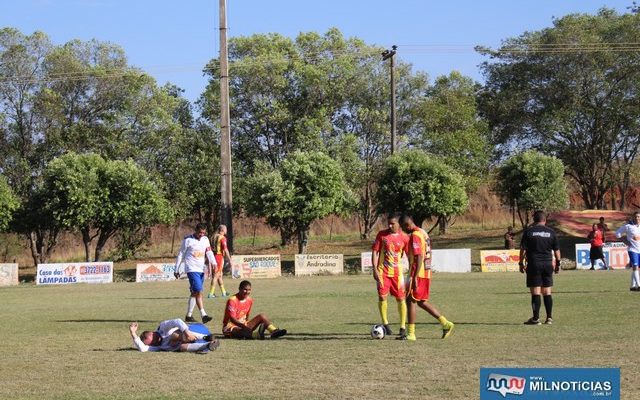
[388,212,403,222]
[533,210,546,223]
[400,214,413,225]
[239,280,251,290]
[195,223,207,232]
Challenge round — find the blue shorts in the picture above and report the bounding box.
[629,251,640,267]
[187,272,205,293]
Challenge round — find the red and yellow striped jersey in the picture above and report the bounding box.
[223,295,253,327]
[372,229,409,277]
[407,227,432,278]
[213,234,228,256]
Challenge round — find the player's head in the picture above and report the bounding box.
[194,223,207,239]
[140,330,161,346]
[633,211,640,224]
[238,280,252,299]
[533,210,546,224]
[592,223,597,231]
[507,226,513,232]
[387,212,402,233]
[400,214,415,231]
[599,216,605,223]
[217,224,227,234]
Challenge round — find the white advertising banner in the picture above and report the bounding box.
[136,263,176,282]
[0,263,19,286]
[294,254,343,276]
[360,251,409,274]
[36,262,113,285]
[432,249,471,273]
[231,255,281,279]
[575,242,629,270]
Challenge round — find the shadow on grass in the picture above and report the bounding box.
[57,319,155,323]
[125,297,184,300]
[496,290,622,295]
[346,321,521,327]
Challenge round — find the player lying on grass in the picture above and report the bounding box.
[129,319,220,352]
[222,280,287,339]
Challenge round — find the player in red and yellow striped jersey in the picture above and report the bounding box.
[222,280,286,339]
[372,213,409,339]
[208,225,232,298]
[401,214,454,341]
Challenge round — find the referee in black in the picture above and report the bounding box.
[519,210,561,325]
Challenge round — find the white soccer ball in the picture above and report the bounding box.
[370,324,385,339]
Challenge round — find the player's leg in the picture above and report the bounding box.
[630,252,640,291]
[377,276,392,335]
[525,266,543,325]
[246,314,287,339]
[406,295,417,341]
[390,275,407,339]
[414,273,453,339]
[541,264,554,324]
[179,339,220,352]
[188,272,212,323]
[216,271,228,297]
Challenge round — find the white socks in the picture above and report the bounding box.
[632,269,640,288]
[186,297,196,316]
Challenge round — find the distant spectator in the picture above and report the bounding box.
[587,223,608,270]
[597,216,609,239]
[504,226,516,249]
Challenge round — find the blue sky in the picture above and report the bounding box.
[1,1,631,102]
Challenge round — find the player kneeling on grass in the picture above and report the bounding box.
[129,319,220,352]
[222,280,287,340]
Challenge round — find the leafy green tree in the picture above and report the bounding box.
[375,150,468,233]
[478,8,640,209]
[245,151,353,253]
[0,175,18,231]
[411,71,490,192]
[495,150,569,228]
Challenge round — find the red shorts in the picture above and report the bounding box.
[409,274,431,301]
[214,254,224,274]
[377,274,405,299]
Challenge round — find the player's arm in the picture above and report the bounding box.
[129,322,153,352]
[205,246,215,277]
[553,249,561,273]
[519,248,527,273]
[174,239,187,278]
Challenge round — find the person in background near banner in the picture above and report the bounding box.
[615,211,640,291]
[519,210,561,325]
[371,212,409,339]
[129,319,220,352]
[400,214,454,341]
[222,280,287,339]
[504,226,516,249]
[208,224,231,298]
[587,223,608,270]
[174,223,215,324]
[597,216,609,240]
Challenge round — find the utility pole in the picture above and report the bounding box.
[219,0,233,252]
[382,45,397,154]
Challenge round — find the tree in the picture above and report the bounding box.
[478,8,640,209]
[410,71,491,192]
[0,175,18,231]
[244,151,353,253]
[495,150,569,228]
[375,150,468,233]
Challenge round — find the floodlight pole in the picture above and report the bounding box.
[382,45,397,154]
[219,0,233,252]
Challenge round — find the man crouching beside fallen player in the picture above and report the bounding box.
[129,319,220,352]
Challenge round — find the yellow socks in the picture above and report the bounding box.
[266,324,277,333]
[378,299,389,325]
[438,315,450,327]
[397,300,407,329]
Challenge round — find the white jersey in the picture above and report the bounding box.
[133,319,189,352]
[615,223,640,253]
[174,234,216,274]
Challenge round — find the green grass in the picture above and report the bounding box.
[0,270,637,399]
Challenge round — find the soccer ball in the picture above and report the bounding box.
[370,324,385,339]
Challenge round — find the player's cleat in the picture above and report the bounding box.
[270,328,287,339]
[185,315,197,323]
[258,323,266,340]
[396,328,407,340]
[207,339,221,351]
[631,287,640,292]
[441,321,454,339]
[524,318,541,325]
[383,324,393,335]
[207,293,217,298]
[544,318,553,325]
[203,334,214,341]
[589,267,595,270]
[222,292,230,297]
[406,333,417,341]
[202,315,213,324]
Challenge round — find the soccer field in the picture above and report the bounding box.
[0,270,636,399]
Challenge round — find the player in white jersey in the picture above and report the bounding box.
[174,223,217,323]
[128,319,220,352]
[615,211,640,291]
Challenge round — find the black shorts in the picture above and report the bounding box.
[526,263,553,288]
[590,246,604,260]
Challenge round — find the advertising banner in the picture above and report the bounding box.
[575,242,629,270]
[294,254,343,276]
[136,263,176,282]
[480,367,619,399]
[432,249,472,273]
[36,262,113,285]
[480,250,521,272]
[360,251,409,273]
[0,263,19,286]
[231,255,281,279]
